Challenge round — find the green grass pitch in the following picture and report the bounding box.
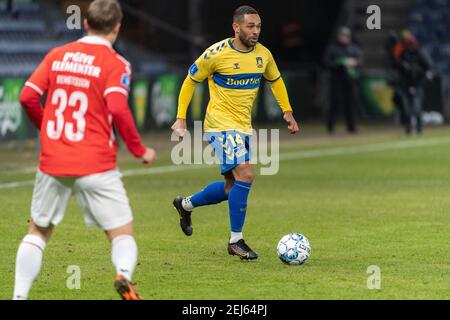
[1,126,450,300]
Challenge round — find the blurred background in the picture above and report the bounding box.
[0,0,449,141]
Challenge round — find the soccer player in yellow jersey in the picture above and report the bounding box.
[171,5,299,260]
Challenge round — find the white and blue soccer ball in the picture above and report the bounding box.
[277,233,311,265]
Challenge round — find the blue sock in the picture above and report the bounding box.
[228,180,252,233]
[190,181,228,207]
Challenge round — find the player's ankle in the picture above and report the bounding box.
[181,196,194,211]
[229,232,243,244]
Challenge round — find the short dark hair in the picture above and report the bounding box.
[233,5,259,23]
[87,0,123,35]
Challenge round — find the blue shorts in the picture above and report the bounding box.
[205,131,251,175]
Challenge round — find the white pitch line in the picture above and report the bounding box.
[279,136,450,160]
[121,164,209,177]
[0,180,35,189]
[1,136,450,190]
[1,166,38,175]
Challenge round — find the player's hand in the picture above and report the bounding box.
[283,111,299,134]
[141,147,157,165]
[171,118,188,138]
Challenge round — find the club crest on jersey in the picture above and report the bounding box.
[256,57,263,68]
[121,73,130,89]
[233,63,240,70]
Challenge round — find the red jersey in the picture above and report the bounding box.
[24,36,144,176]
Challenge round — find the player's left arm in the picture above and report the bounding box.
[105,59,156,165]
[270,79,299,134]
[264,51,299,134]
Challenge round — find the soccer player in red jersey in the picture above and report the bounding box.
[13,0,155,300]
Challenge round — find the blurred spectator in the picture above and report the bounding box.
[385,31,406,124]
[393,30,433,135]
[324,26,363,134]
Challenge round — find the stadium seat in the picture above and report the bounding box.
[11,1,40,14]
[0,40,66,54]
[0,1,7,13]
[408,11,425,24]
[414,0,428,9]
[428,0,448,8]
[408,0,450,74]
[440,44,450,58]
[423,10,443,25]
[0,19,46,33]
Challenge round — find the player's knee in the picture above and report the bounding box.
[28,222,53,242]
[234,165,255,183]
[106,222,134,242]
[242,171,255,183]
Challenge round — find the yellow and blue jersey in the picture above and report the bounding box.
[188,38,281,134]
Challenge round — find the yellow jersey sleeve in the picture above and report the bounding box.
[188,49,219,83]
[263,50,281,82]
[269,77,293,113]
[176,76,198,119]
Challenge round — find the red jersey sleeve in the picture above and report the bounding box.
[104,55,131,98]
[106,92,146,158]
[20,86,43,129]
[25,50,53,95]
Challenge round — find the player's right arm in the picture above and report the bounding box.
[19,50,53,129]
[171,76,198,137]
[171,49,215,137]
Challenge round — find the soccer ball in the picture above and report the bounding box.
[277,233,311,265]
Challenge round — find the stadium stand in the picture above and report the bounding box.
[351,0,414,71]
[0,0,169,77]
[349,0,449,75]
[408,0,450,74]
[0,0,79,77]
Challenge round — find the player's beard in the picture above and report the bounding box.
[238,32,258,49]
